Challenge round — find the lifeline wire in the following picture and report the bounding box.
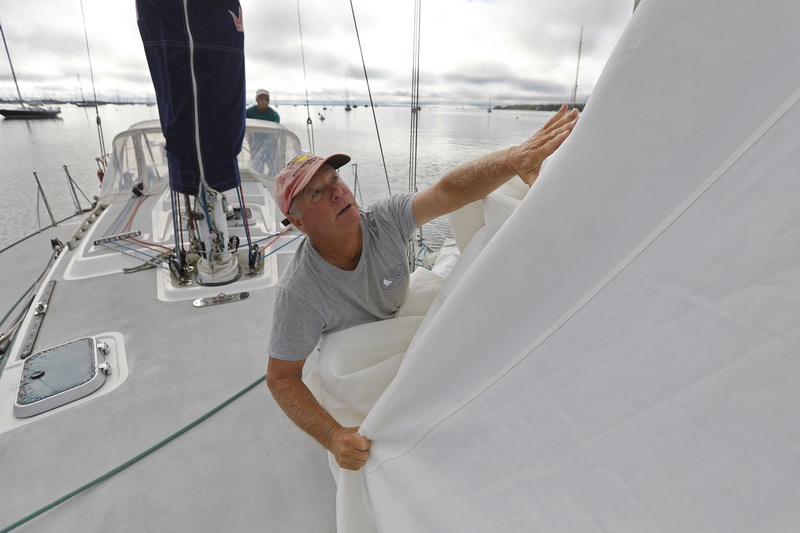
[0,250,57,342]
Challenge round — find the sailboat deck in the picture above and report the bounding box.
[0,200,336,531]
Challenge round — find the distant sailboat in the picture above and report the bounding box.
[0,23,61,119]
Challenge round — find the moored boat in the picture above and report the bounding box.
[0,103,61,119]
[0,24,61,120]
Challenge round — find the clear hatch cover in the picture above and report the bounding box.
[15,337,108,418]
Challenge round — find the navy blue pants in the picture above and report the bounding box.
[137,0,245,195]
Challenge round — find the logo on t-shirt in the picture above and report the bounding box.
[381,265,406,290]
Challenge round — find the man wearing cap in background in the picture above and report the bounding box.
[246,88,280,122]
[245,88,280,174]
[266,104,579,471]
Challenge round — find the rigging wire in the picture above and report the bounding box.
[258,225,293,253]
[409,0,422,196]
[407,0,424,270]
[62,166,93,211]
[351,164,364,206]
[295,0,315,153]
[125,236,172,254]
[176,194,186,262]
[259,234,304,264]
[0,24,24,104]
[571,25,584,108]
[236,184,254,252]
[347,0,392,195]
[78,0,107,171]
[122,196,147,233]
[99,241,171,268]
[168,189,183,259]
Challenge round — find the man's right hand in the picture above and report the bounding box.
[329,426,372,471]
[513,103,579,187]
[267,357,373,471]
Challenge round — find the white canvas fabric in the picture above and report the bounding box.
[304,268,446,480]
[335,0,800,531]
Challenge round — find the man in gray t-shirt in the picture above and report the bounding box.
[266,104,579,472]
[268,193,417,362]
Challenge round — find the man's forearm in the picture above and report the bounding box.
[412,105,578,226]
[412,147,520,226]
[268,375,342,451]
[437,146,519,208]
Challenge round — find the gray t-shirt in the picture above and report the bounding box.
[267,193,418,361]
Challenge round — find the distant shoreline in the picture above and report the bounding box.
[0,98,587,111]
[494,103,586,112]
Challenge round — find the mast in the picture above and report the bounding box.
[571,25,583,108]
[1,23,25,104]
[345,75,352,110]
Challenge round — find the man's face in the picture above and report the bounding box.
[289,165,360,238]
[256,94,270,112]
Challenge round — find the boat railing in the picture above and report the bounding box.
[0,166,95,254]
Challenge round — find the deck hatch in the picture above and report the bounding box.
[14,337,107,418]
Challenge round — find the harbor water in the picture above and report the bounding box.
[0,103,553,250]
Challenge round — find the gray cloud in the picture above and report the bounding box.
[1,0,635,106]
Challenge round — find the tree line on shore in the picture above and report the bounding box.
[495,103,586,112]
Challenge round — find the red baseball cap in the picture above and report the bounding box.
[274,153,351,215]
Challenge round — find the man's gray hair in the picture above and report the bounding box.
[288,198,302,218]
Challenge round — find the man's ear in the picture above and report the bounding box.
[286,213,305,232]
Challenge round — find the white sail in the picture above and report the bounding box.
[336,0,800,530]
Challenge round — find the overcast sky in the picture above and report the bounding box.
[0,0,634,107]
